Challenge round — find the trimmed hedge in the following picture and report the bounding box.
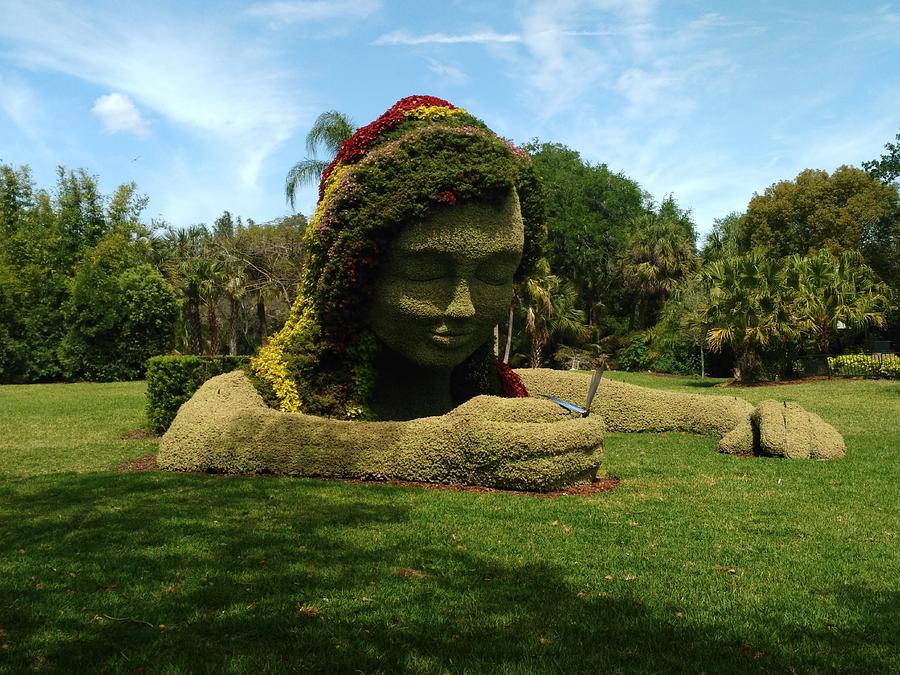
[158,370,604,492]
[516,369,845,459]
[828,353,900,379]
[145,355,250,433]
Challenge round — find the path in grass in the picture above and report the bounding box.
[0,375,897,673]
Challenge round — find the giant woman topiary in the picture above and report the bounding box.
[159,96,845,491]
[252,95,538,420]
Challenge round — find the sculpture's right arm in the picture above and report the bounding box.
[515,368,753,436]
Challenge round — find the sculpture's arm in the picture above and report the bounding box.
[515,369,846,459]
[158,370,606,491]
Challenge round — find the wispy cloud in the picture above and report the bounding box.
[92,92,149,138]
[374,30,522,45]
[0,1,306,194]
[0,71,43,139]
[426,58,470,85]
[246,0,381,24]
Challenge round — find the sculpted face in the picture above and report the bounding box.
[369,190,524,371]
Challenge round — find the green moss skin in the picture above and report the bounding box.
[158,371,604,492]
[516,369,846,460]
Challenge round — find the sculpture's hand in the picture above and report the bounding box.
[718,400,846,459]
[398,395,605,491]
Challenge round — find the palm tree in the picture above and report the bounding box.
[700,251,798,382]
[198,255,224,356]
[161,225,209,355]
[651,274,710,376]
[285,111,356,209]
[788,249,892,353]
[520,259,591,367]
[622,214,699,329]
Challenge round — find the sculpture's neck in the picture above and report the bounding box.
[370,349,455,421]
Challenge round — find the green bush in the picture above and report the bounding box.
[880,355,900,378]
[146,355,250,433]
[827,353,899,379]
[650,341,701,376]
[60,245,180,381]
[617,335,652,372]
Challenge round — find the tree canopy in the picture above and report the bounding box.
[739,166,900,289]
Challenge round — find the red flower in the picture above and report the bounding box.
[496,359,528,398]
[319,95,456,199]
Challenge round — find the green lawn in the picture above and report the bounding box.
[0,374,897,673]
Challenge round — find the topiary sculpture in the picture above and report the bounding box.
[159,96,845,491]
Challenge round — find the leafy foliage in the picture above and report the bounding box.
[787,249,892,353]
[863,128,900,184]
[145,354,251,433]
[828,353,900,379]
[739,165,900,290]
[0,164,153,381]
[524,141,647,326]
[617,335,652,372]
[621,212,699,329]
[700,251,798,382]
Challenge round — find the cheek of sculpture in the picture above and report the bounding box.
[369,194,524,370]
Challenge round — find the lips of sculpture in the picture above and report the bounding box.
[430,327,476,346]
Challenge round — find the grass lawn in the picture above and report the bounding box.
[0,374,897,673]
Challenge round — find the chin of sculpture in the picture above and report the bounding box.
[158,370,605,492]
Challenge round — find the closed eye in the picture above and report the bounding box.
[476,252,519,286]
[401,253,450,282]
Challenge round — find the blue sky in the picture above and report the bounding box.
[1,1,898,236]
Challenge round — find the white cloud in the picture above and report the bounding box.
[246,0,381,24]
[374,30,522,45]
[0,1,307,196]
[0,72,42,138]
[426,58,470,85]
[92,92,148,138]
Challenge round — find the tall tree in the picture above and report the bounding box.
[285,110,356,209]
[524,141,648,327]
[701,212,743,263]
[621,213,698,329]
[739,166,900,289]
[863,128,900,185]
[787,250,892,353]
[700,251,798,383]
[162,226,209,354]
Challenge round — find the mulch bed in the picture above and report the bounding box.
[337,476,620,497]
[120,428,158,441]
[721,375,838,387]
[114,454,619,497]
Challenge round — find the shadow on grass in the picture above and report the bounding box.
[682,379,724,389]
[1,471,895,673]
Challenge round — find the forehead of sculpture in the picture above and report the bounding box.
[391,189,524,264]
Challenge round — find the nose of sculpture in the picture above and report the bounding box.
[445,278,476,320]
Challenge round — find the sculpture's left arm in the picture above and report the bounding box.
[515,369,846,459]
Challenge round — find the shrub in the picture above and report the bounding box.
[146,355,250,433]
[617,335,652,372]
[650,340,701,376]
[60,254,180,381]
[827,353,899,379]
[880,355,900,378]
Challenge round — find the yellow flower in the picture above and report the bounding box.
[403,106,468,122]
